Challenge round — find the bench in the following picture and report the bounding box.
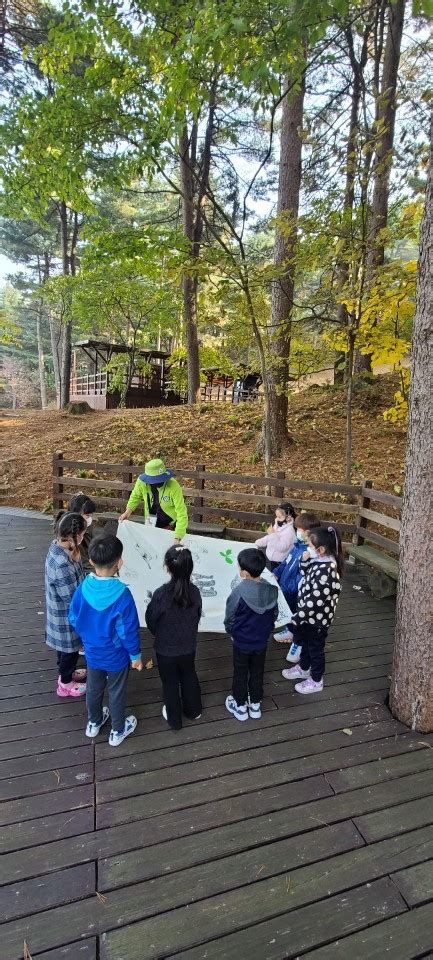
[344,483,401,598]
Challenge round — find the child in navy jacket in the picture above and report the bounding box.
[69,534,143,747]
[224,548,278,722]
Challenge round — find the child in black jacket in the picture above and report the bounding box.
[145,545,202,730]
[225,548,278,722]
[282,526,343,694]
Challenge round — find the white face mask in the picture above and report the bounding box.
[307,545,318,559]
[85,516,93,527]
[296,530,306,543]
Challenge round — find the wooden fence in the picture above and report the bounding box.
[52,454,402,558]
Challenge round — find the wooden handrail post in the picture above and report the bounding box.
[53,451,64,512]
[356,479,373,545]
[193,463,205,523]
[122,458,133,514]
[274,470,285,502]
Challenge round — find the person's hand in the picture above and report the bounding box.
[119,509,132,522]
[302,550,310,561]
[267,525,274,535]
[131,657,143,671]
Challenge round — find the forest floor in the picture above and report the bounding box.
[1,374,406,511]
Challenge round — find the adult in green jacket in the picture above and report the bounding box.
[119,458,188,542]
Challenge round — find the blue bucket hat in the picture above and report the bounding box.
[139,458,173,484]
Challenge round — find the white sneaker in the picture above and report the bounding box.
[86,706,110,738]
[295,677,324,695]
[109,715,137,747]
[225,695,248,721]
[274,628,293,643]
[282,665,310,681]
[286,642,301,663]
[248,700,261,719]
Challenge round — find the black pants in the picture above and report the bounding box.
[232,646,267,706]
[157,653,202,731]
[298,624,328,682]
[86,666,129,733]
[57,651,79,684]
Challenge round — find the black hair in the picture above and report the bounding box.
[294,512,321,531]
[238,548,266,578]
[309,525,345,577]
[276,502,296,521]
[164,545,194,608]
[88,534,123,567]
[55,511,86,546]
[68,493,96,515]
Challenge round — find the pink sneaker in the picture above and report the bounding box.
[57,679,86,698]
[295,677,324,694]
[282,665,310,681]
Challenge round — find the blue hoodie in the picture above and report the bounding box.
[68,574,141,671]
[272,538,305,602]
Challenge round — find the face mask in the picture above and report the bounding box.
[85,516,93,527]
[307,545,318,559]
[296,530,306,542]
[276,520,285,527]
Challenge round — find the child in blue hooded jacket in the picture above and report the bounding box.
[69,534,143,747]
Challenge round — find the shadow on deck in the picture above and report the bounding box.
[0,512,432,960]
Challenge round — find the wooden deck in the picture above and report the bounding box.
[0,511,432,960]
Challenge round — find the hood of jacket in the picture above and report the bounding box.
[238,578,278,614]
[81,573,127,611]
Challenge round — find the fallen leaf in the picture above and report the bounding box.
[145,659,154,670]
[53,769,60,784]
[342,728,353,736]
[15,546,26,551]
[23,942,33,960]
[96,891,107,904]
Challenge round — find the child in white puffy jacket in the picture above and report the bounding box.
[255,502,296,571]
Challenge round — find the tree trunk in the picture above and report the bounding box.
[345,329,355,483]
[267,72,305,455]
[389,127,433,732]
[59,200,72,408]
[179,125,201,404]
[36,302,48,409]
[357,0,406,374]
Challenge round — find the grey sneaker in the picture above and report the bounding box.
[85,706,110,738]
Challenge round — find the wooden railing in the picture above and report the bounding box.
[52,454,402,556]
[70,372,108,396]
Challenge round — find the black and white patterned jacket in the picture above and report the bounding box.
[291,556,341,629]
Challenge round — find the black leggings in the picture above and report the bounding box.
[57,651,79,684]
[157,652,202,731]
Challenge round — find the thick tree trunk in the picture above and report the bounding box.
[357,0,405,374]
[389,126,433,732]
[179,125,201,404]
[267,72,305,455]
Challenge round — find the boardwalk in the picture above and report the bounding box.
[0,510,433,960]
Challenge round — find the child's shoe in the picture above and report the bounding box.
[282,665,310,681]
[295,677,324,695]
[225,695,248,722]
[86,706,110,738]
[57,678,86,698]
[248,699,261,719]
[286,642,301,664]
[109,715,137,746]
[73,668,87,681]
[274,628,293,643]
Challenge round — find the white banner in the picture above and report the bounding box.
[117,520,292,633]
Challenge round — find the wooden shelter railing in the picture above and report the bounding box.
[52,454,402,562]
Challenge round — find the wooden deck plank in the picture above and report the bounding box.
[355,795,433,842]
[0,783,93,827]
[300,902,433,959]
[391,860,433,907]
[99,878,406,960]
[0,863,95,922]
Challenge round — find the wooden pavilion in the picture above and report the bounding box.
[70,339,184,410]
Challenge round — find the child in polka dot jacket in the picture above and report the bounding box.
[282,526,343,694]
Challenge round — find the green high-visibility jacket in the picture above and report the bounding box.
[126,476,188,540]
